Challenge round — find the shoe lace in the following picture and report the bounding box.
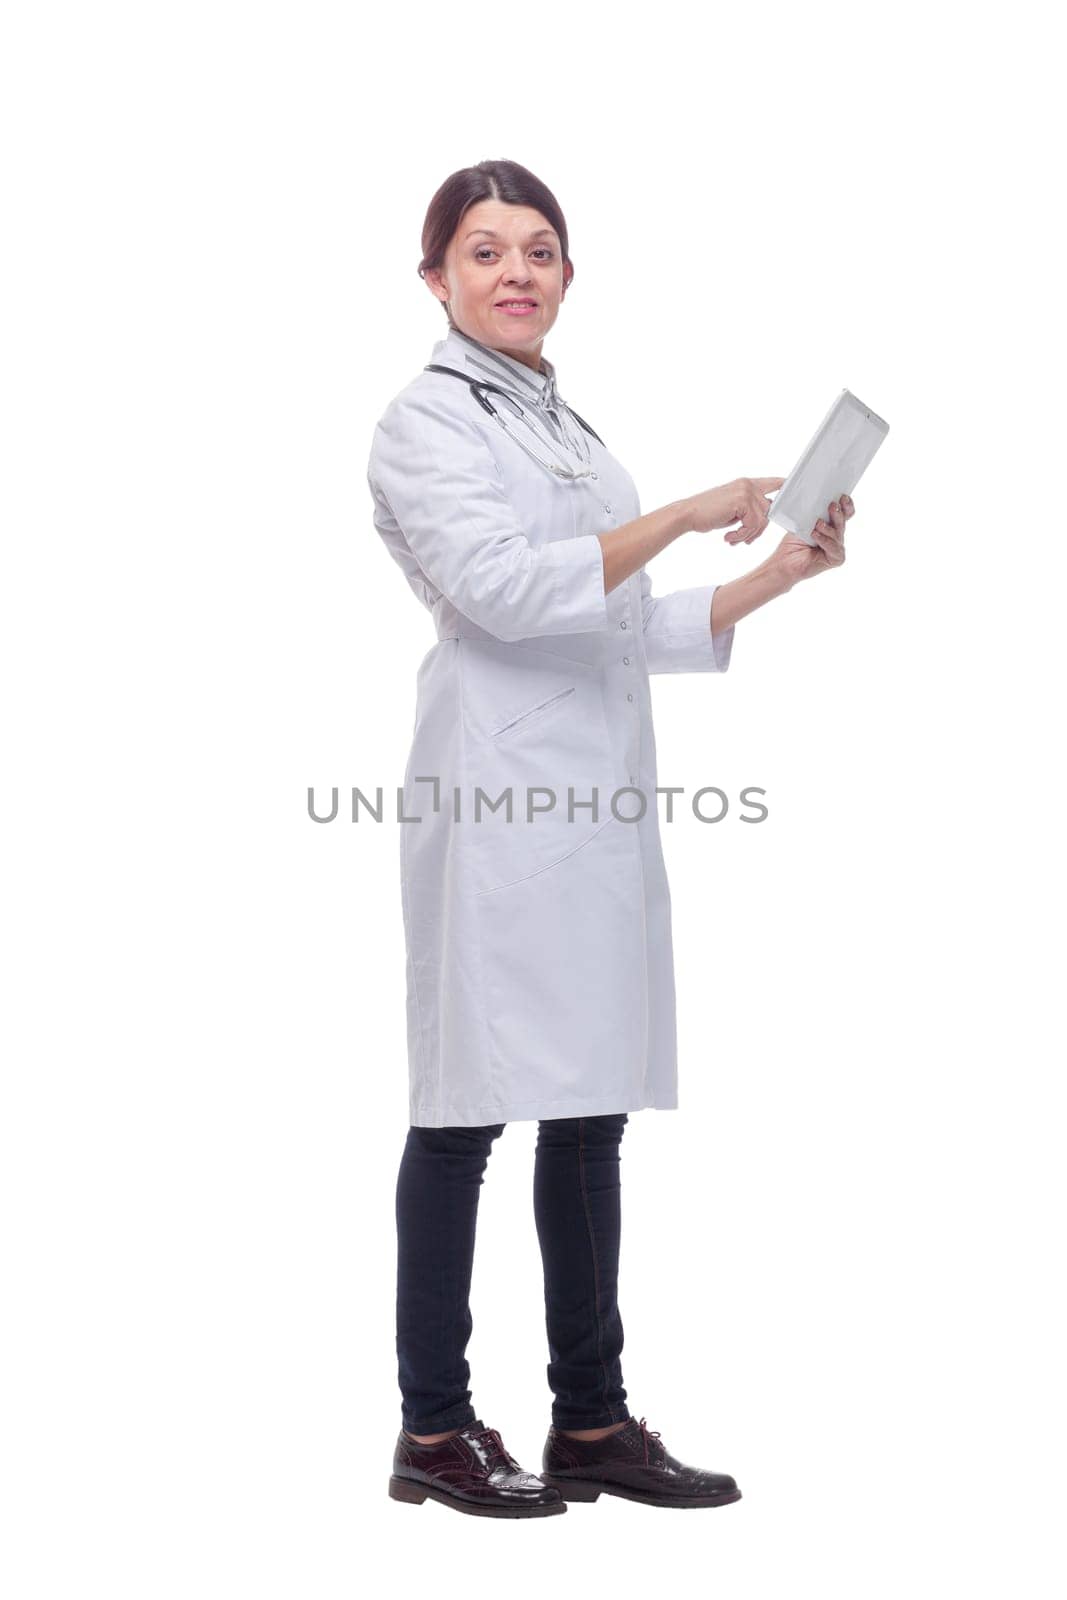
[636,1416,662,1466]
[471,1425,512,1472]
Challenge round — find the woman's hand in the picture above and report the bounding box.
[769,494,855,588]
[684,477,786,544]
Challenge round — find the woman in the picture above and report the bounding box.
[366,160,855,1519]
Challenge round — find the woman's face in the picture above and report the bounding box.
[426,199,571,363]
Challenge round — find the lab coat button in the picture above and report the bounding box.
[627,692,634,702]
[623,656,630,665]
[620,620,628,629]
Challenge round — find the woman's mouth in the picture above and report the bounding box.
[495,301,538,316]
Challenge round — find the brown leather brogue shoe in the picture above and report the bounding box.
[389,1419,566,1517]
[541,1415,742,1508]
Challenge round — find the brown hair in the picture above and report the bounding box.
[417,159,573,324]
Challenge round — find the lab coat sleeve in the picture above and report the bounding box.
[638,568,734,673]
[368,389,609,644]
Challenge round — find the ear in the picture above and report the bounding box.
[424,266,449,306]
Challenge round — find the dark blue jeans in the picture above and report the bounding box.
[395,1114,632,1435]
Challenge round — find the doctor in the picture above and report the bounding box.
[367,159,855,1518]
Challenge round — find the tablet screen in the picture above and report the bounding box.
[769,389,889,544]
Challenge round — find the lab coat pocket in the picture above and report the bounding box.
[490,685,576,741]
[460,642,618,895]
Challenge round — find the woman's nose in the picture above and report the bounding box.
[502,255,533,284]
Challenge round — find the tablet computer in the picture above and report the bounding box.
[768,388,890,544]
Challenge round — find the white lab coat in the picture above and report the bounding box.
[367,326,734,1128]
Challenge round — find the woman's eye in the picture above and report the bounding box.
[474,247,554,262]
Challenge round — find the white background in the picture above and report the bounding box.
[3,1,1064,1595]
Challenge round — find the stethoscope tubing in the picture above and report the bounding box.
[423,363,606,480]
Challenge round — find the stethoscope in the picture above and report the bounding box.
[423,363,606,481]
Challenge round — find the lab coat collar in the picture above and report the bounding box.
[433,323,563,416]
